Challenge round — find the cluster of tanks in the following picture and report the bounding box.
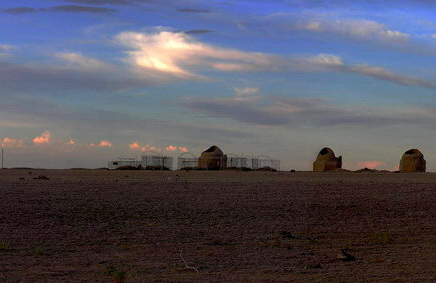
[196,145,280,170]
[109,145,281,170]
[313,147,426,172]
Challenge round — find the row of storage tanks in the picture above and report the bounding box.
[314,147,426,172]
[108,145,281,170]
[109,145,426,172]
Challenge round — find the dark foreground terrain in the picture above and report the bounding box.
[1,169,436,281]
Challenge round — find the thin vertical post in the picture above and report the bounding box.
[1,148,3,169]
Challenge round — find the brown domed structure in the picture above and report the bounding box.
[198,145,227,170]
[399,149,426,172]
[313,147,342,172]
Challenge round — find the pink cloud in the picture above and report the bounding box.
[129,142,161,152]
[141,144,160,152]
[129,142,140,149]
[357,161,387,169]
[166,145,178,151]
[1,137,24,148]
[67,139,75,145]
[98,140,112,147]
[166,145,189,152]
[33,131,51,144]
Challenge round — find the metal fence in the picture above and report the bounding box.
[177,152,198,169]
[141,152,173,170]
[109,152,279,171]
[108,152,173,170]
[227,154,280,170]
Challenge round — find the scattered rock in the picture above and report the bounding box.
[337,249,356,262]
[33,175,49,180]
[280,231,296,239]
[305,263,322,269]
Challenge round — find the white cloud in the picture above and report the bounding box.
[234,87,259,96]
[0,44,17,60]
[0,44,17,52]
[302,21,321,31]
[115,30,272,78]
[296,54,436,89]
[306,53,344,67]
[116,30,435,89]
[348,64,436,88]
[297,18,410,42]
[56,53,111,71]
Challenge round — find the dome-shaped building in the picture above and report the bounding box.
[399,149,426,172]
[313,147,342,172]
[198,145,227,170]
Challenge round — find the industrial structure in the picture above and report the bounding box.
[108,152,173,170]
[110,146,280,171]
[198,145,227,170]
[177,152,198,169]
[313,147,342,172]
[227,154,280,170]
[399,149,426,172]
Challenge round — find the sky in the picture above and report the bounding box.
[2,0,436,170]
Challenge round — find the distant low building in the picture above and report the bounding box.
[399,149,426,172]
[313,147,342,172]
[108,158,141,170]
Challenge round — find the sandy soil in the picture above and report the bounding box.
[1,169,436,281]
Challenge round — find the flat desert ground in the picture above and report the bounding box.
[2,169,436,281]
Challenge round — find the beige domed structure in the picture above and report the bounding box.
[198,145,227,170]
[313,147,342,172]
[399,149,426,172]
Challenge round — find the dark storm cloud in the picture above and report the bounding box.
[0,94,254,142]
[181,96,426,127]
[176,8,212,13]
[3,7,37,14]
[4,5,116,14]
[184,29,214,34]
[62,0,130,5]
[283,0,436,9]
[0,62,155,92]
[46,5,116,13]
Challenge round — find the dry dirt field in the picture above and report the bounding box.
[2,169,436,281]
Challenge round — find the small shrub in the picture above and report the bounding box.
[0,241,9,251]
[105,264,126,283]
[342,240,352,250]
[34,247,44,256]
[112,271,126,283]
[371,231,392,245]
[280,231,296,239]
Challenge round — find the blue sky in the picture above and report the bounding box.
[2,0,436,170]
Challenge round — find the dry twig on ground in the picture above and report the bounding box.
[178,250,199,273]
